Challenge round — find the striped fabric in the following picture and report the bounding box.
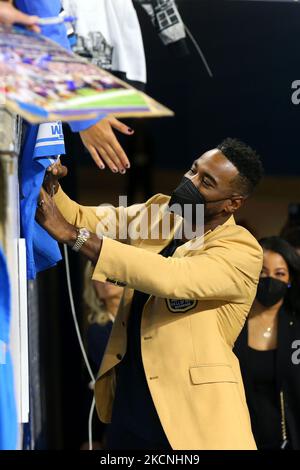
[33,121,65,158]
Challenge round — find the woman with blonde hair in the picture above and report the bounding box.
[83,261,123,371]
[80,262,123,449]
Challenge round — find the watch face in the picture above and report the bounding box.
[80,228,90,238]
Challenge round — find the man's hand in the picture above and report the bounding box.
[36,187,103,264]
[79,116,134,173]
[0,1,40,32]
[36,188,76,244]
[43,158,68,195]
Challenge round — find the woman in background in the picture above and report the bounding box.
[83,262,124,372]
[234,236,300,450]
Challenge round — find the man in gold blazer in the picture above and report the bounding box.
[37,138,264,450]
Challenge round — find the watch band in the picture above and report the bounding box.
[72,227,90,252]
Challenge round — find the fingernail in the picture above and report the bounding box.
[100,165,105,170]
[125,163,130,169]
[120,169,126,175]
[113,168,118,173]
[128,128,134,133]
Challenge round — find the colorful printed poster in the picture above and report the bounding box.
[0,26,173,123]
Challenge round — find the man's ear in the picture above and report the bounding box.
[224,197,245,215]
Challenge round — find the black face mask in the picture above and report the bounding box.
[168,176,231,224]
[256,277,289,307]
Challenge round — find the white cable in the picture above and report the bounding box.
[63,244,95,382]
[184,23,213,78]
[63,244,95,451]
[88,397,96,451]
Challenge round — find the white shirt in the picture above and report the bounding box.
[62,0,146,83]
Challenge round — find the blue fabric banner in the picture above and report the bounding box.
[20,124,63,279]
[0,246,18,450]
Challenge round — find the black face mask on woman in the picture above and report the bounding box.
[168,176,231,225]
[256,276,289,307]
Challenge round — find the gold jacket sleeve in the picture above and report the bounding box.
[92,235,261,302]
[54,185,146,241]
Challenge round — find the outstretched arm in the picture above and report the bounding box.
[36,186,258,302]
[0,1,40,31]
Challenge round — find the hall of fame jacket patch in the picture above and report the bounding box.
[166,298,198,313]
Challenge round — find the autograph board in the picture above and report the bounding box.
[0,26,173,123]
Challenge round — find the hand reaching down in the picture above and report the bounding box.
[79,116,134,173]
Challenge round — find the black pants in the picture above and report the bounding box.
[106,424,172,451]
